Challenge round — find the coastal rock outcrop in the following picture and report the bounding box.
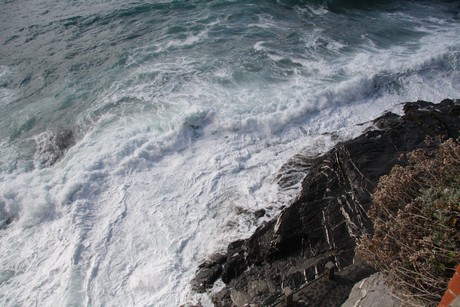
[191,99,460,306]
[34,129,75,168]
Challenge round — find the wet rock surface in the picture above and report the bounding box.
[192,100,460,306]
[35,129,75,167]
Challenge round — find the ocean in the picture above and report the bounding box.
[0,0,459,305]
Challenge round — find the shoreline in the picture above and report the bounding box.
[191,99,460,306]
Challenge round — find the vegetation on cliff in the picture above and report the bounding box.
[357,138,460,306]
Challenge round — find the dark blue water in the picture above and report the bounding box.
[0,0,459,305]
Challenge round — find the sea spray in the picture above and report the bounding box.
[0,0,459,306]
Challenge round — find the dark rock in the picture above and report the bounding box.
[192,100,460,306]
[221,254,247,284]
[192,252,228,293]
[35,129,76,167]
[198,253,227,269]
[254,209,266,219]
[0,216,14,230]
[291,261,375,307]
[55,129,75,152]
[373,111,400,129]
[226,239,245,257]
[211,288,232,307]
[276,153,315,190]
[191,265,222,293]
[234,206,248,215]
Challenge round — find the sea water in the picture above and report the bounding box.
[0,0,459,305]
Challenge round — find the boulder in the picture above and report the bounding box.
[35,129,75,167]
[342,272,401,307]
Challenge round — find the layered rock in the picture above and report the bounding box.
[191,99,460,306]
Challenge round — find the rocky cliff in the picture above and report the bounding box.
[191,99,460,306]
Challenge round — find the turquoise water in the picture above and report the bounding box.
[0,0,459,305]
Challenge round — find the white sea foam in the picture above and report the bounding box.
[1,50,458,306]
[0,79,404,306]
[0,66,12,87]
[0,2,460,307]
[0,66,17,108]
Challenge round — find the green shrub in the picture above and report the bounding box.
[356,138,460,306]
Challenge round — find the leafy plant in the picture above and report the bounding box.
[356,138,460,306]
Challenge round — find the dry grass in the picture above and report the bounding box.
[356,138,460,306]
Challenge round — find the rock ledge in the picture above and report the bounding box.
[192,99,460,306]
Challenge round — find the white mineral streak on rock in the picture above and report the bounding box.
[274,210,285,234]
[340,205,359,239]
[322,209,331,248]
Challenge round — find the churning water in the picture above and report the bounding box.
[1,0,459,305]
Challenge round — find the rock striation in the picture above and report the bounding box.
[191,99,460,306]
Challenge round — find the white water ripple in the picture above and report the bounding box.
[0,1,460,306]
